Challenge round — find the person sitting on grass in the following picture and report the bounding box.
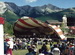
[26,48,34,55]
[32,45,38,55]
[51,44,60,55]
[38,49,44,55]
[41,44,49,55]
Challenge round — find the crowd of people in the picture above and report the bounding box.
[4,37,75,55]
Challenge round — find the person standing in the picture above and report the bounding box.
[6,37,13,55]
[4,39,9,55]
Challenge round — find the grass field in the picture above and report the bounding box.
[13,42,58,55]
[13,45,42,55]
[13,50,28,55]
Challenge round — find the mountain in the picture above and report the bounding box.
[5,2,63,17]
[35,8,75,21]
[59,8,75,17]
[3,10,20,24]
[4,2,75,23]
[2,2,75,35]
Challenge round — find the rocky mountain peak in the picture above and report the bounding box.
[5,2,63,17]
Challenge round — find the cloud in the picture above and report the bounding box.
[25,0,37,3]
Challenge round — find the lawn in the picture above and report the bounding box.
[13,45,42,55]
[13,49,28,55]
[13,42,58,55]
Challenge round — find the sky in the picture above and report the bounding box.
[0,0,75,8]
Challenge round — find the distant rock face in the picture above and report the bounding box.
[5,2,63,17]
[5,2,20,15]
[0,2,7,14]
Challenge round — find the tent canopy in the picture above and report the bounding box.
[13,16,65,39]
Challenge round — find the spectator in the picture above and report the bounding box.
[4,39,9,55]
[32,45,38,55]
[26,48,34,55]
[6,37,13,55]
[46,42,51,53]
[13,41,18,50]
[41,44,48,55]
[38,49,44,55]
[51,44,60,55]
[60,42,66,55]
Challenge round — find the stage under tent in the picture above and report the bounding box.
[13,16,65,40]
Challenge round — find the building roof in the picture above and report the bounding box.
[45,20,62,24]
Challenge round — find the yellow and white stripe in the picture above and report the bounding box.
[48,24,65,40]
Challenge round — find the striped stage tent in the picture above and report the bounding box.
[13,16,65,40]
[48,25,65,40]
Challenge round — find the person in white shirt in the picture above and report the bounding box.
[6,37,13,55]
[38,49,44,55]
[52,47,60,55]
